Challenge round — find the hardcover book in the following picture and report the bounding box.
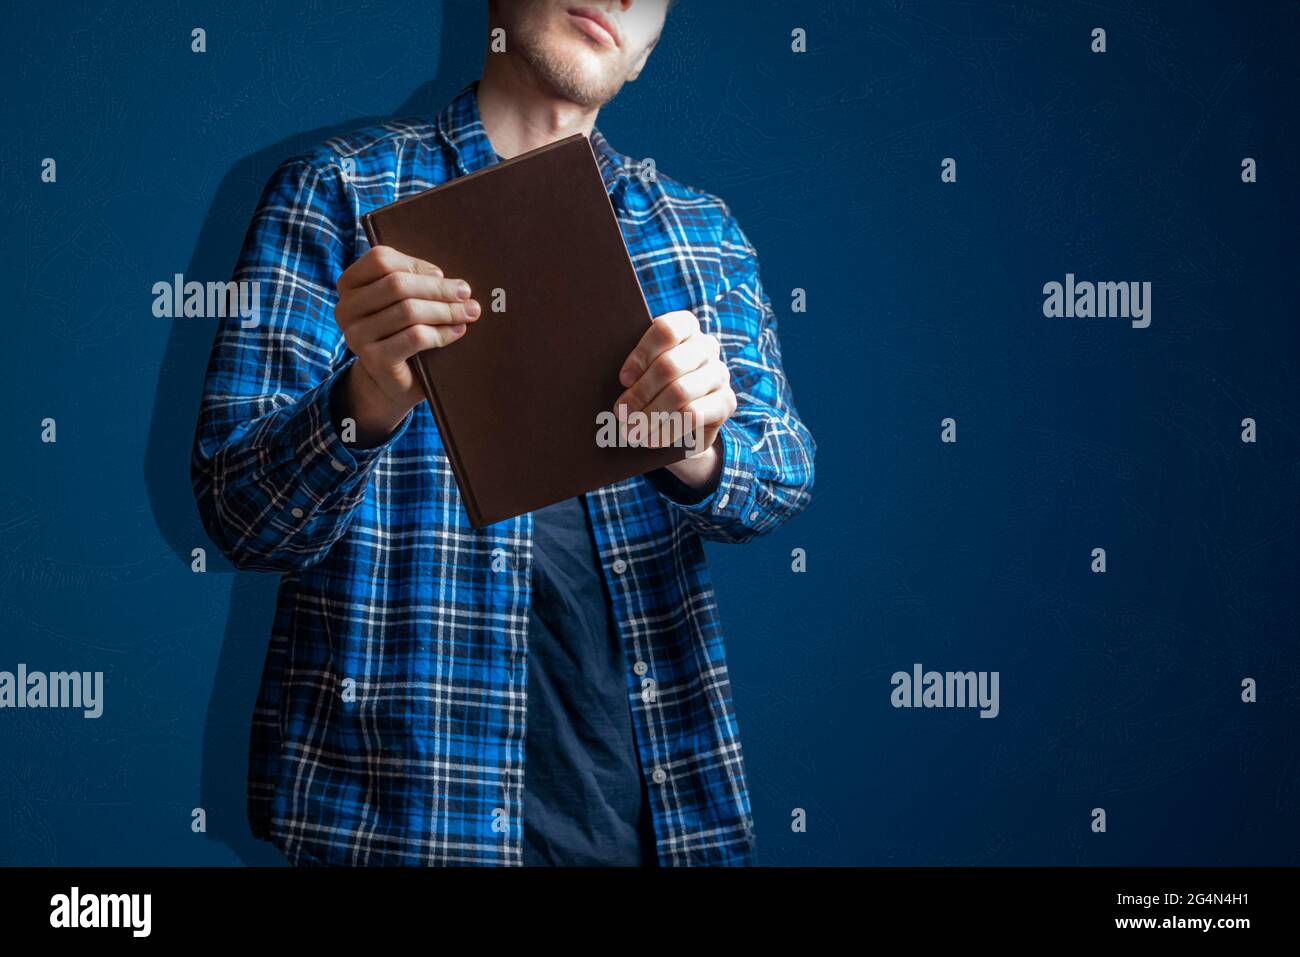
[361,133,688,527]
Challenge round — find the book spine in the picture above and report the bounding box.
[359,214,486,528]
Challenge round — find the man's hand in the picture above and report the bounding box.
[614,310,737,491]
[332,245,480,447]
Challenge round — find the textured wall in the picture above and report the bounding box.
[1,0,1296,865]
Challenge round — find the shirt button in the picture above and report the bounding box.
[717,492,729,508]
[611,558,628,575]
[291,507,304,519]
[330,458,346,472]
[651,768,667,785]
[633,660,648,676]
[749,510,759,522]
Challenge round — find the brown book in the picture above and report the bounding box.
[361,133,689,527]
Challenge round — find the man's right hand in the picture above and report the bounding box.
[331,245,480,447]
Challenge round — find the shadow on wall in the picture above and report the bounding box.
[143,17,486,865]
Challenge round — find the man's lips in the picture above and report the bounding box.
[567,7,620,49]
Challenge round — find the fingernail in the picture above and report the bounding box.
[457,282,471,299]
[618,367,637,387]
[449,324,466,336]
[464,300,481,318]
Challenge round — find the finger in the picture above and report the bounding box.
[338,245,443,291]
[676,390,735,452]
[361,321,468,371]
[618,311,698,387]
[343,270,475,322]
[641,360,729,417]
[637,386,731,451]
[347,297,480,346]
[615,334,715,412]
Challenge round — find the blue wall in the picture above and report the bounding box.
[1,0,1296,865]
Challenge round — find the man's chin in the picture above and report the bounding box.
[543,73,621,110]
[523,42,622,107]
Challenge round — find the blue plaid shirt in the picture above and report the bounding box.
[191,80,815,866]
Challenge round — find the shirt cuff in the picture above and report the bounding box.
[646,421,755,522]
[269,360,413,531]
[317,358,414,470]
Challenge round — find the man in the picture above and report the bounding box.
[191,0,815,866]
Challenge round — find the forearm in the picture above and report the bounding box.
[664,437,723,491]
[332,362,417,449]
[192,360,411,571]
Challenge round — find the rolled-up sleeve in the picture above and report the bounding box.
[649,209,816,543]
[190,159,408,571]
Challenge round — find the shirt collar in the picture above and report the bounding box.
[435,79,631,198]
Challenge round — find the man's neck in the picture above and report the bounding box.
[475,55,599,159]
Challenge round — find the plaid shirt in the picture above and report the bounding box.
[191,80,815,866]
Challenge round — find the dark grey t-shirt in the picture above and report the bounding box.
[522,494,657,866]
